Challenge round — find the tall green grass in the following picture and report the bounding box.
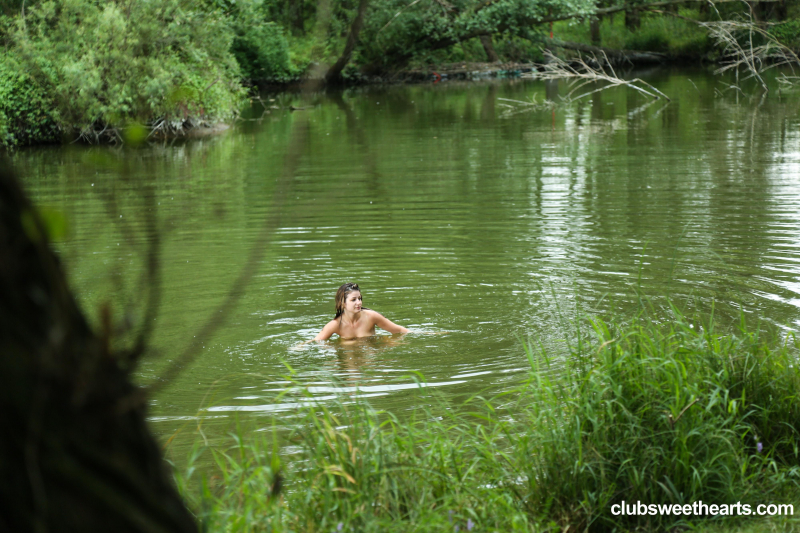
[177,308,800,532]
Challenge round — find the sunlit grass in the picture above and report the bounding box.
[176,306,800,532]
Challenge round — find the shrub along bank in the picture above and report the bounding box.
[0,0,246,147]
[177,309,800,532]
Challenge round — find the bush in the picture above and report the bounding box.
[0,56,60,146]
[229,2,296,82]
[2,0,245,145]
[625,27,671,51]
[232,22,294,82]
[770,20,800,50]
[178,307,800,532]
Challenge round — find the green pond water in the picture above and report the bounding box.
[12,66,800,454]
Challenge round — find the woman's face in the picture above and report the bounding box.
[344,291,362,313]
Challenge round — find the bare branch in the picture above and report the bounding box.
[143,122,305,396]
[524,51,671,102]
[699,16,800,93]
[646,7,800,92]
[496,95,556,117]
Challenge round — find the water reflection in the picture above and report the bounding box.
[329,334,409,374]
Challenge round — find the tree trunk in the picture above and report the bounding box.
[590,17,601,45]
[753,0,776,22]
[0,163,197,533]
[325,0,370,83]
[480,34,501,62]
[776,0,787,20]
[625,7,641,30]
[288,0,305,35]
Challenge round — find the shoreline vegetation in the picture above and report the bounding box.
[174,308,800,532]
[1,0,799,148]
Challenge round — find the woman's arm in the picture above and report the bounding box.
[314,320,339,341]
[371,311,409,334]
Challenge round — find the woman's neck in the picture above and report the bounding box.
[341,310,361,324]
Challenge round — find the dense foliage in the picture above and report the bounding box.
[178,310,800,532]
[357,0,595,68]
[208,0,297,82]
[770,19,800,50]
[1,0,244,145]
[255,0,800,72]
[0,56,60,146]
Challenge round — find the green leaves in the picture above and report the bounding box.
[0,56,60,146]
[230,7,295,81]
[1,0,245,145]
[357,0,597,69]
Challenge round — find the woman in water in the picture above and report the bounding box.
[315,283,409,341]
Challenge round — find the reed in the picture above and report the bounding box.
[177,307,800,532]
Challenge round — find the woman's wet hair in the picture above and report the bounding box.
[334,283,368,319]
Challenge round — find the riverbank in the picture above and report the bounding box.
[174,310,800,532]
[3,1,798,148]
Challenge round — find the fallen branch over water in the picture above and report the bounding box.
[543,37,669,64]
[700,18,800,92]
[644,8,800,92]
[523,50,671,102]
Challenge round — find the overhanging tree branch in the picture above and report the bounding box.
[533,50,671,101]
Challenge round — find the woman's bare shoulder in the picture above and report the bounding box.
[363,308,384,320]
[314,318,339,341]
[314,318,340,341]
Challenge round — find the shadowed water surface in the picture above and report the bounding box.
[13,67,800,450]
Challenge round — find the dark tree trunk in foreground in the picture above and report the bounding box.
[480,35,501,62]
[0,163,196,533]
[325,0,370,83]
